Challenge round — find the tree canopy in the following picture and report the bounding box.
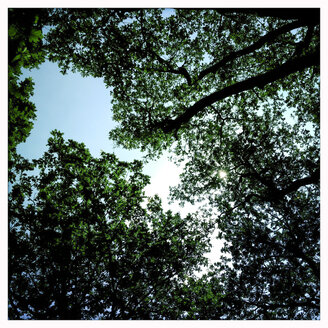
[9,130,212,319]
[8,8,320,320]
[45,8,319,153]
[8,8,47,181]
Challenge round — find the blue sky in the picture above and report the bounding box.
[16,60,223,266]
[18,61,142,161]
[17,60,194,216]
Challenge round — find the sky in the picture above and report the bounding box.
[17,60,190,214]
[17,60,223,265]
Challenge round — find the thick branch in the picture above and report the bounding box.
[198,20,308,81]
[215,8,320,24]
[260,235,320,280]
[152,53,192,85]
[280,168,319,196]
[158,49,319,133]
[243,168,319,200]
[292,25,315,58]
[290,244,320,280]
[264,169,319,201]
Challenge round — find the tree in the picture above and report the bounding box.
[42,8,320,319]
[44,8,319,152]
[168,101,319,319]
[8,130,212,319]
[8,8,48,181]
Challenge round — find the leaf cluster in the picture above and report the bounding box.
[8,9,48,176]
[8,131,211,319]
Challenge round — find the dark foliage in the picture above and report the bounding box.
[9,8,320,319]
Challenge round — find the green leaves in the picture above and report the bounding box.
[8,25,18,38]
[28,29,43,43]
[9,8,320,319]
[44,9,319,160]
[8,9,47,179]
[8,131,211,319]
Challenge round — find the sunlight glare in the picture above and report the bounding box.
[219,170,227,179]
